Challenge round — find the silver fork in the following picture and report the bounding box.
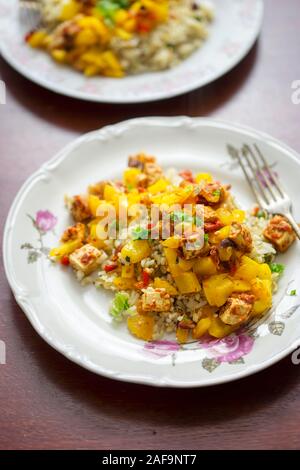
[19,0,42,33]
[227,143,300,240]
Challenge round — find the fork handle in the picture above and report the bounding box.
[285,212,300,241]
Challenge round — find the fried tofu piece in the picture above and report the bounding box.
[61,223,85,243]
[182,234,210,259]
[70,195,91,222]
[69,244,102,275]
[219,293,255,326]
[263,215,296,253]
[88,180,108,197]
[128,153,163,185]
[128,153,156,170]
[141,288,171,312]
[200,182,225,205]
[229,223,252,253]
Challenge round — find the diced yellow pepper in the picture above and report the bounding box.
[232,279,251,292]
[176,327,189,344]
[60,0,81,21]
[203,274,234,307]
[192,317,211,339]
[208,315,236,338]
[51,49,67,63]
[193,257,217,277]
[27,30,48,48]
[113,277,136,290]
[163,247,183,278]
[148,179,169,194]
[216,208,233,226]
[122,265,135,279]
[75,29,98,47]
[49,239,82,259]
[209,225,231,244]
[234,256,261,283]
[88,195,101,217]
[104,184,120,203]
[115,9,129,25]
[251,278,272,315]
[174,272,201,294]
[177,258,195,272]
[123,168,141,188]
[162,236,181,249]
[195,173,212,183]
[121,240,151,263]
[257,263,272,281]
[127,314,154,341]
[153,278,178,295]
[232,209,246,223]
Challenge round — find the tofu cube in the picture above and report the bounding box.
[69,244,102,275]
[141,288,171,312]
[263,215,296,253]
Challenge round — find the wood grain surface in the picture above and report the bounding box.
[0,0,300,450]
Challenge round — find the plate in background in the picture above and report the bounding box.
[0,0,263,103]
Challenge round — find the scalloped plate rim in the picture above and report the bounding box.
[3,116,300,388]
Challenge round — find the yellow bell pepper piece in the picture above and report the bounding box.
[208,315,236,338]
[177,258,195,272]
[203,274,234,307]
[27,30,48,48]
[216,208,233,226]
[232,209,246,223]
[127,314,154,341]
[122,265,135,279]
[148,179,169,194]
[104,184,120,203]
[234,256,267,282]
[88,195,101,217]
[123,168,141,188]
[174,272,201,294]
[176,327,189,344]
[163,247,182,278]
[193,257,217,277]
[49,239,82,259]
[162,236,181,249]
[113,277,136,290]
[232,279,251,292]
[192,317,211,339]
[60,0,81,21]
[121,240,151,264]
[153,278,178,295]
[195,173,212,183]
[251,278,272,315]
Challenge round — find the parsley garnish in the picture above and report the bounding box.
[132,226,149,240]
[269,263,285,274]
[289,289,297,296]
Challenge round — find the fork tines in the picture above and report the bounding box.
[19,0,42,32]
[235,143,285,207]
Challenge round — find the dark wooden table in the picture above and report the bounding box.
[1,0,300,450]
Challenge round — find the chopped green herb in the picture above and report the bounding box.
[125,255,131,263]
[204,234,209,243]
[289,289,297,296]
[257,210,266,219]
[212,189,221,197]
[269,263,285,274]
[170,211,193,224]
[97,0,129,24]
[131,226,149,240]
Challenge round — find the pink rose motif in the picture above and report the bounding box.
[143,340,180,359]
[35,210,57,232]
[201,334,254,363]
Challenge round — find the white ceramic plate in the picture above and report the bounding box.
[3,117,300,387]
[0,0,263,103]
